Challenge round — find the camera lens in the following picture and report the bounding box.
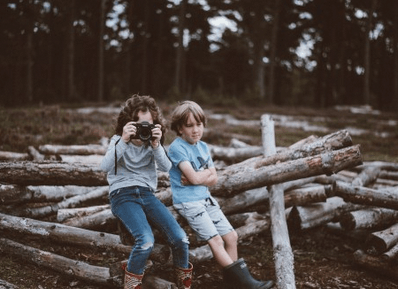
[139,127,152,141]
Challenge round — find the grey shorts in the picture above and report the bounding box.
[173,196,234,242]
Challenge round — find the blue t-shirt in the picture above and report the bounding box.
[168,137,215,204]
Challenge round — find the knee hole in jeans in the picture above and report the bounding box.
[137,242,154,251]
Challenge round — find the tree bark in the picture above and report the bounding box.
[284,185,329,208]
[38,144,107,155]
[262,115,296,289]
[208,144,263,164]
[14,187,109,219]
[212,145,362,196]
[0,237,117,287]
[0,184,102,205]
[366,223,398,254]
[351,165,381,187]
[57,204,110,222]
[333,181,398,210]
[0,151,29,161]
[0,161,107,186]
[0,212,170,263]
[287,197,364,231]
[339,208,398,231]
[229,129,353,171]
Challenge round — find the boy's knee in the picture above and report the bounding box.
[223,230,238,244]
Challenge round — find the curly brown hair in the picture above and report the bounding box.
[115,94,167,144]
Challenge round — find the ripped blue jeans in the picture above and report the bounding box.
[110,186,189,274]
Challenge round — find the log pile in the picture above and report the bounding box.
[2,128,397,287]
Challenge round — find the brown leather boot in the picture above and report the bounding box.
[175,262,193,289]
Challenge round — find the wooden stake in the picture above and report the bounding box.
[262,114,296,289]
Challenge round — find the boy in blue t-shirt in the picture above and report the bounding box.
[168,100,273,289]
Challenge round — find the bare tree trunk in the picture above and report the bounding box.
[268,0,281,104]
[68,0,76,100]
[26,31,33,102]
[363,0,377,105]
[175,0,186,93]
[98,0,105,102]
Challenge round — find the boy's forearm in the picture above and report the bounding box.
[190,168,217,186]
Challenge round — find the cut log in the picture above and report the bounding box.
[0,184,103,205]
[287,197,364,231]
[0,161,107,186]
[0,279,19,289]
[333,181,398,210]
[339,208,398,231]
[362,161,398,171]
[0,150,29,161]
[353,249,398,280]
[284,185,329,208]
[63,209,116,230]
[0,212,170,262]
[57,204,110,222]
[382,242,398,260]
[38,144,107,155]
[351,166,381,187]
[230,129,353,171]
[59,154,104,165]
[211,145,363,196]
[366,223,398,254]
[208,144,263,164]
[379,170,398,181]
[14,186,109,218]
[216,187,269,215]
[0,237,118,287]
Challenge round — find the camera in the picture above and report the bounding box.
[130,121,156,142]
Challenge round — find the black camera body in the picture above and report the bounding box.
[130,121,156,142]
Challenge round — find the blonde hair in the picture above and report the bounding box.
[170,101,207,136]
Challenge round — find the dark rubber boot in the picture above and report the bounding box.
[223,258,274,289]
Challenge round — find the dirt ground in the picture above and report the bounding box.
[2,225,398,288]
[1,103,398,288]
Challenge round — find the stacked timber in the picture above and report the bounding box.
[4,128,394,288]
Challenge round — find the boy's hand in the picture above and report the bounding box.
[181,174,192,186]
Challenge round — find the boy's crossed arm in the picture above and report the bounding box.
[178,161,218,187]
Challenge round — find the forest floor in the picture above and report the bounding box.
[1,102,398,288]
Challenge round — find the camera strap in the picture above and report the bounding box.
[114,137,122,175]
